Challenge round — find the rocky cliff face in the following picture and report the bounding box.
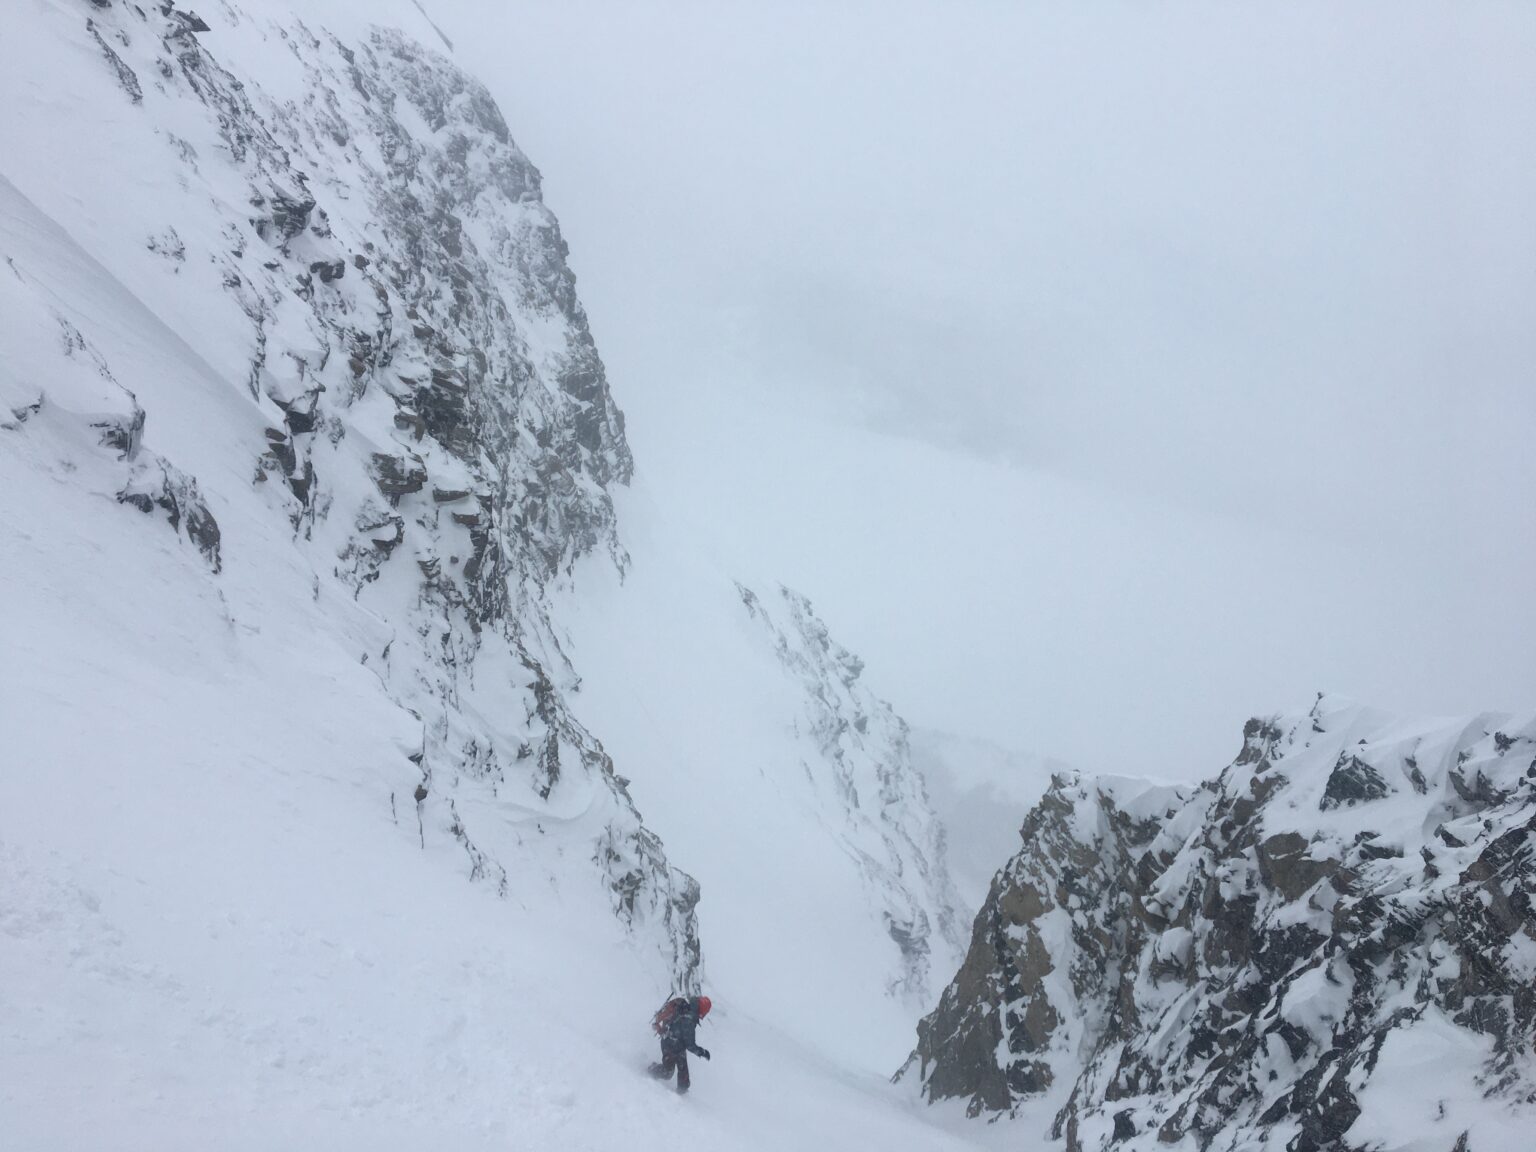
[5,1,970,1010]
[738,584,966,1002]
[901,696,1536,1151]
[3,0,694,986]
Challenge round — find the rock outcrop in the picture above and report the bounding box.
[5,0,972,1011]
[2,0,691,988]
[901,695,1536,1151]
[738,583,967,1002]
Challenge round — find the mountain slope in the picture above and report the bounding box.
[901,696,1536,1152]
[2,0,966,1143]
[553,496,967,1070]
[3,0,696,987]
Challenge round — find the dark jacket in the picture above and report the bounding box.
[656,997,707,1055]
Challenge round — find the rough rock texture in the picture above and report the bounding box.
[1,303,223,572]
[2,0,691,987]
[900,696,1536,1151]
[738,583,967,1001]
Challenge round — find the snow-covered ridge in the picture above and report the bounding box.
[737,583,966,1001]
[3,0,693,984]
[901,696,1536,1151]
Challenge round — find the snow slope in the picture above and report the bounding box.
[2,1,967,1145]
[0,451,976,1150]
[557,495,965,1069]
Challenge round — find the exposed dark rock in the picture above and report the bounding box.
[392,409,426,440]
[369,453,427,503]
[66,0,694,993]
[903,701,1536,1148]
[1451,765,1509,806]
[1237,716,1283,766]
[263,428,295,472]
[413,374,474,458]
[87,19,142,104]
[2,394,45,429]
[1353,832,1402,861]
[92,406,146,460]
[282,402,316,436]
[118,457,222,572]
[1256,831,1338,902]
[309,258,345,283]
[1321,753,1391,809]
[252,188,315,246]
[1112,1110,1137,1143]
[170,8,211,35]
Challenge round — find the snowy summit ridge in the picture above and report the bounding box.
[901,695,1536,1151]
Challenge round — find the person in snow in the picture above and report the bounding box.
[648,994,712,1093]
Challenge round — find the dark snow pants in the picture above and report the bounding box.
[651,1042,690,1092]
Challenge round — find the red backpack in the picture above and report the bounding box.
[652,997,686,1035]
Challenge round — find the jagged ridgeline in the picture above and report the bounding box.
[900,697,1536,1152]
[3,1,696,984]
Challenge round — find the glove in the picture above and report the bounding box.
[697,1048,711,1061]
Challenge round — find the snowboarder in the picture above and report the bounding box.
[647,994,712,1093]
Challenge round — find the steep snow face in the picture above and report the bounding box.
[736,583,966,1003]
[2,0,689,993]
[3,0,967,1126]
[552,496,968,1070]
[902,697,1536,1152]
[0,439,979,1151]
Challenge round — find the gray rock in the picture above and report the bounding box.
[901,702,1536,1149]
[118,456,222,572]
[1320,753,1391,809]
[369,453,428,503]
[72,0,694,992]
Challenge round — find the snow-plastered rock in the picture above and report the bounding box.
[737,583,966,1001]
[2,0,965,1029]
[4,0,690,985]
[901,695,1536,1151]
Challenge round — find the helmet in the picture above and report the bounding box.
[696,995,712,1018]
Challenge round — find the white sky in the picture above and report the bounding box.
[421,0,1536,778]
